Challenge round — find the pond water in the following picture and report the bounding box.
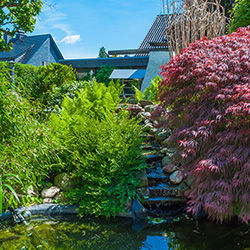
[0,214,249,250]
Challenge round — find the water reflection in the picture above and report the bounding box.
[0,215,249,250]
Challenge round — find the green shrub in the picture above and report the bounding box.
[14,62,76,107]
[45,80,87,114]
[58,80,123,120]
[95,65,116,86]
[133,75,161,102]
[50,81,145,217]
[0,70,59,210]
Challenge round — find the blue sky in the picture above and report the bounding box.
[31,0,165,59]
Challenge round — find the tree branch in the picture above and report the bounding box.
[0,2,22,8]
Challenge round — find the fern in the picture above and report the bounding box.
[133,75,161,102]
[50,80,145,217]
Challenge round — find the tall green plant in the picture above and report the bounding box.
[0,170,24,214]
[14,62,76,107]
[133,75,161,102]
[50,80,145,217]
[0,67,59,209]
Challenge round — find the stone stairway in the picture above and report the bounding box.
[137,130,188,215]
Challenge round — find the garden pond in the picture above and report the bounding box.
[0,214,249,250]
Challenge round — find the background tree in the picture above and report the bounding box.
[95,65,116,86]
[230,0,250,32]
[166,0,228,57]
[0,0,43,52]
[218,0,235,17]
[98,46,108,58]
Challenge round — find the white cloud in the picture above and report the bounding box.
[60,34,81,44]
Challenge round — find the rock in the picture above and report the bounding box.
[41,186,60,199]
[42,198,54,204]
[144,119,152,125]
[141,112,151,119]
[17,185,39,197]
[116,104,144,117]
[154,127,170,141]
[169,171,184,185]
[127,105,144,117]
[124,200,133,210]
[153,120,158,126]
[144,104,157,113]
[160,147,169,154]
[54,192,69,203]
[137,187,150,198]
[137,112,147,121]
[139,100,154,107]
[27,186,39,197]
[162,164,178,174]
[176,182,189,197]
[148,127,158,135]
[162,156,171,166]
[54,173,79,190]
[135,170,149,187]
[138,112,151,121]
[125,98,138,105]
[161,147,175,155]
[142,123,154,132]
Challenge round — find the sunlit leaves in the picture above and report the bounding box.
[0,0,42,52]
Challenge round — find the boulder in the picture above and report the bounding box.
[148,127,158,135]
[41,186,60,199]
[137,187,150,198]
[144,119,152,125]
[141,112,151,119]
[144,104,157,113]
[162,164,178,174]
[160,147,169,155]
[135,170,149,187]
[139,100,154,107]
[54,192,69,203]
[169,171,184,185]
[126,105,144,117]
[162,156,171,166]
[27,186,39,197]
[142,123,154,132]
[42,198,54,204]
[54,173,79,190]
[125,98,138,105]
[154,127,170,141]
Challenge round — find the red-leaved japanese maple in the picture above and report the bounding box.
[156,26,250,223]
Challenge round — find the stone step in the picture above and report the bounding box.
[146,170,167,180]
[143,196,187,204]
[149,184,185,197]
[141,134,155,139]
[141,145,159,151]
[145,153,165,163]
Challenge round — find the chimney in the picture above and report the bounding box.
[16,30,27,40]
[3,33,12,44]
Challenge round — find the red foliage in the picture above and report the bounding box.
[157,26,250,223]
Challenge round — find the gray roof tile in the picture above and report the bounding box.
[0,34,63,62]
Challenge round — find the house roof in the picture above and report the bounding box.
[109,69,146,79]
[0,34,64,63]
[60,56,149,69]
[138,14,171,50]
